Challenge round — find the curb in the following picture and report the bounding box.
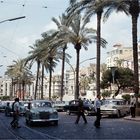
[124,116,140,122]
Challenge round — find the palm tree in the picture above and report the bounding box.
[57,14,100,99]
[5,59,32,100]
[67,0,107,96]
[103,0,140,100]
[25,39,43,100]
[52,13,71,101]
[40,30,72,100]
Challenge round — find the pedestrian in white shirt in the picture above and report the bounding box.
[94,94,101,128]
[130,94,136,118]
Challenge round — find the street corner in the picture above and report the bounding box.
[124,116,140,122]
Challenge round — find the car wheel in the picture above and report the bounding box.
[26,117,33,126]
[66,110,71,115]
[54,120,58,126]
[26,119,29,125]
[5,112,8,116]
[117,110,121,118]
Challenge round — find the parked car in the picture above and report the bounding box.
[52,101,69,112]
[5,101,13,116]
[25,100,59,126]
[0,101,7,112]
[64,99,95,116]
[101,99,130,117]
[5,101,27,116]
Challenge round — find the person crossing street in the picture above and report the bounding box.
[10,98,21,128]
[94,94,101,128]
[75,98,87,124]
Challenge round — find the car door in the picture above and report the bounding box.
[69,100,78,113]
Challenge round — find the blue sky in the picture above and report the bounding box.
[0,0,139,76]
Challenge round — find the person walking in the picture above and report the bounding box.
[5,102,10,116]
[75,98,87,124]
[10,98,21,128]
[94,94,101,128]
[130,93,136,118]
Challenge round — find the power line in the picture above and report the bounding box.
[0,44,20,57]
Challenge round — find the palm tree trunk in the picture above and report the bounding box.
[96,11,102,96]
[131,15,139,105]
[11,78,14,97]
[34,60,40,100]
[48,57,53,100]
[75,44,81,99]
[41,64,44,99]
[49,65,52,100]
[22,80,25,101]
[60,45,66,101]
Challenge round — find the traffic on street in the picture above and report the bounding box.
[0,111,140,139]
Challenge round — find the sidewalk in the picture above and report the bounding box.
[124,116,140,121]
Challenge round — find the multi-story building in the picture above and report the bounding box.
[0,76,12,97]
[106,43,133,69]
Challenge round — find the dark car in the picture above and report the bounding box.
[64,99,95,116]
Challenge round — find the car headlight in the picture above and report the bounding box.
[31,112,39,118]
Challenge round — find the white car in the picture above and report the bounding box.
[101,99,130,117]
[25,100,59,126]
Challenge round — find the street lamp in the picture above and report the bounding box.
[80,57,96,65]
[67,57,96,99]
[0,16,26,24]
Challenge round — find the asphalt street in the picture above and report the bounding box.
[0,112,140,139]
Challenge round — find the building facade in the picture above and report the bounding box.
[106,43,133,70]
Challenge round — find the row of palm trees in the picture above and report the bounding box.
[5,0,140,101]
[5,59,33,100]
[67,0,140,97]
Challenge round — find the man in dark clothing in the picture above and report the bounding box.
[10,98,20,128]
[75,98,87,124]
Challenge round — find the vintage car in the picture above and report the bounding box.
[52,101,69,112]
[25,100,59,126]
[0,101,7,112]
[101,99,130,117]
[63,99,95,116]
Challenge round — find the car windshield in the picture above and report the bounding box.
[33,102,52,108]
[83,101,91,105]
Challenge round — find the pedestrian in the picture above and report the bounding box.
[75,98,87,124]
[10,98,21,128]
[130,93,136,118]
[94,94,101,128]
[5,102,10,116]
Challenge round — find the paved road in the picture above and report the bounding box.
[0,112,140,139]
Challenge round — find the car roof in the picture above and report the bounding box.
[104,99,124,101]
[31,100,51,103]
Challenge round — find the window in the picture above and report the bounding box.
[119,50,122,54]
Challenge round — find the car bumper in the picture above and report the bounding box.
[101,110,117,115]
[31,118,59,122]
